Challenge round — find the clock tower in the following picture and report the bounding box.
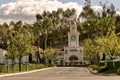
[68,23,79,48]
[64,22,84,66]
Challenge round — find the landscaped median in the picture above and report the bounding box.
[0,67,53,78]
[87,61,120,76]
[0,63,53,76]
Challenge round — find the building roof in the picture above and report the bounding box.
[32,46,44,53]
[0,48,7,56]
[0,48,7,62]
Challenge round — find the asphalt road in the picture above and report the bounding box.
[0,67,120,80]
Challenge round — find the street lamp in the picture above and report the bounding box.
[104,38,107,66]
[7,40,10,73]
[0,37,2,44]
[96,46,99,65]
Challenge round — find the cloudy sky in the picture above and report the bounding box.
[0,0,120,24]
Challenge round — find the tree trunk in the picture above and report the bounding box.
[12,60,14,72]
[36,51,39,69]
[45,33,48,50]
[51,59,54,65]
[37,32,41,64]
[112,60,115,69]
[25,56,28,71]
[0,65,2,72]
[46,58,48,66]
[44,33,48,65]
[19,58,22,72]
[96,55,100,66]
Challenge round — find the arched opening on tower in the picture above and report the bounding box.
[65,55,80,66]
[69,55,78,60]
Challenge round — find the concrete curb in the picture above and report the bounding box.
[86,67,97,74]
[0,67,53,78]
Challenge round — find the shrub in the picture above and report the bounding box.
[28,64,36,70]
[98,66,108,73]
[88,65,99,71]
[0,65,7,73]
[114,61,120,69]
[38,64,45,69]
[117,68,120,75]
[28,64,46,70]
[100,61,120,70]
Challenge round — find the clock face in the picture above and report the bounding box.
[71,35,76,41]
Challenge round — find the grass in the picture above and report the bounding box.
[0,63,47,74]
[103,70,116,74]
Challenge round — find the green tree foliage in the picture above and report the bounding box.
[33,20,43,64]
[115,15,120,34]
[0,0,120,68]
[0,23,9,49]
[84,39,100,65]
[42,17,53,49]
[34,8,76,48]
[101,3,116,17]
[84,32,120,65]
[79,0,96,21]
[78,17,116,40]
[7,21,34,71]
[44,47,57,66]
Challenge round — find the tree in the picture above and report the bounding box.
[44,47,57,66]
[0,23,9,49]
[101,3,116,17]
[79,0,96,21]
[33,20,43,65]
[7,28,17,72]
[84,39,101,65]
[84,32,120,66]
[8,21,34,71]
[16,29,33,71]
[78,17,116,40]
[8,44,18,72]
[35,12,54,49]
[42,17,53,49]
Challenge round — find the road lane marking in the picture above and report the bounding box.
[56,67,71,74]
[56,70,64,74]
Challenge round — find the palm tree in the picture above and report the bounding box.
[42,17,53,49]
[33,20,43,66]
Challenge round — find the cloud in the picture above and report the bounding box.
[91,6,103,12]
[116,11,120,15]
[0,0,82,24]
[0,0,119,24]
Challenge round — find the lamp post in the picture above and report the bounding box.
[104,38,107,66]
[95,46,99,65]
[0,37,2,44]
[7,40,10,73]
